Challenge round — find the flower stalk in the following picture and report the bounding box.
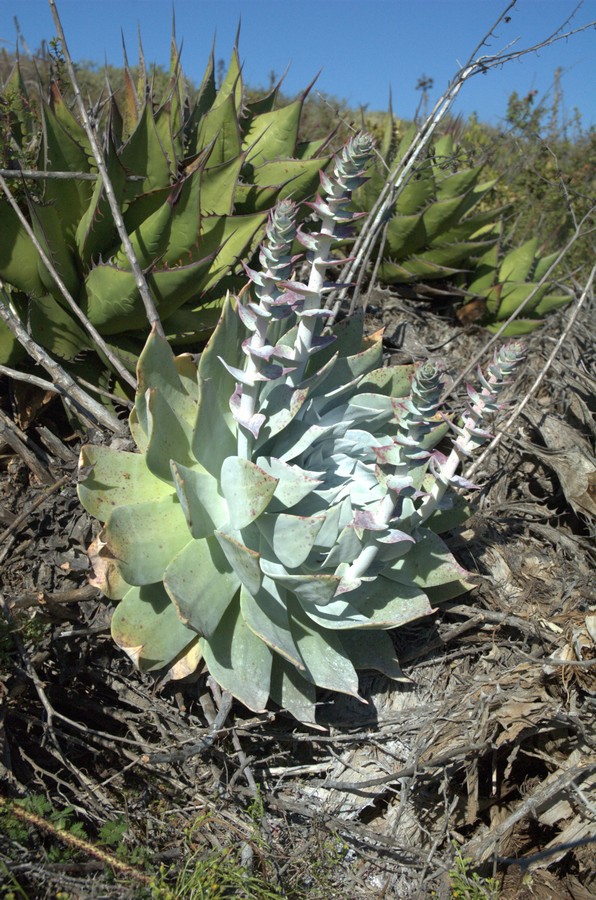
[288,134,375,383]
[415,342,526,525]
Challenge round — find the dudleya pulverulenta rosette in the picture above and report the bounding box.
[78,134,524,724]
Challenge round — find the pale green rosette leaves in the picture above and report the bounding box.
[79,135,523,724]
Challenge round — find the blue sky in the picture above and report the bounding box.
[2,0,595,130]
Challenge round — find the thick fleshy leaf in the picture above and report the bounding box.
[76,138,125,265]
[144,389,194,482]
[276,422,336,464]
[308,337,383,399]
[220,456,278,529]
[423,481,474,534]
[112,583,197,671]
[105,495,190,585]
[485,318,546,336]
[339,630,408,681]
[287,598,361,699]
[111,197,172,271]
[42,95,92,236]
[78,445,172,522]
[82,253,215,334]
[252,157,326,201]
[255,383,309,443]
[532,293,571,317]
[201,599,272,712]
[258,512,324,568]
[197,212,268,293]
[215,524,262,595]
[499,237,538,284]
[135,328,197,434]
[260,560,341,607]
[269,656,319,726]
[291,594,369,630]
[359,365,414,399]
[240,582,304,670]
[255,456,321,508]
[336,576,434,629]
[87,534,132,601]
[118,102,172,198]
[494,283,549,319]
[384,528,470,588]
[30,200,80,301]
[196,93,242,166]
[199,156,244,216]
[164,537,239,638]
[0,203,47,297]
[28,294,91,361]
[243,98,303,166]
[171,461,228,537]
[193,377,236,476]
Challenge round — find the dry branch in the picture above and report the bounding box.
[466,263,595,478]
[327,3,596,322]
[0,173,137,391]
[49,0,165,337]
[0,291,125,433]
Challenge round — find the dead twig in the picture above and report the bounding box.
[0,796,152,886]
[8,583,98,610]
[145,686,235,764]
[465,264,595,478]
[444,210,595,404]
[327,5,595,323]
[49,0,165,337]
[0,407,53,484]
[0,291,125,434]
[0,173,136,391]
[463,761,596,862]
[0,168,143,181]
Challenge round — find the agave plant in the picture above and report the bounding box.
[456,228,572,335]
[354,113,504,286]
[78,134,524,724]
[0,38,330,388]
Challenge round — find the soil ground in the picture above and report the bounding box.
[0,290,594,898]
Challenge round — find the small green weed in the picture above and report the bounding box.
[246,785,265,826]
[449,844,500,899]
[152,847,284,899]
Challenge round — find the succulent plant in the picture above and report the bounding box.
[354,115,503,286]
[78,134,525,724]
[0,39,330,390]
[456,228,572,335]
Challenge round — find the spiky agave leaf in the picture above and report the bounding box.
[0,38,331,400]
[458,231,572,335]
[354,122,503,287]
[79,135,524,724]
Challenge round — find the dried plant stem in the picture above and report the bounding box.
[0,407,53,484]
[0,292,125,434]
[327,1,518,320]
[0,795,152,885]
[466,263,595,479]
[327,3,595,322]
[0,364,67,393]
[49,0,165,337]
[463,760,596,863]
[0,173,137,391]
[0,168,143,181]
[444,207,595,403]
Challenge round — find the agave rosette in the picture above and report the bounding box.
[0,39,330,387]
